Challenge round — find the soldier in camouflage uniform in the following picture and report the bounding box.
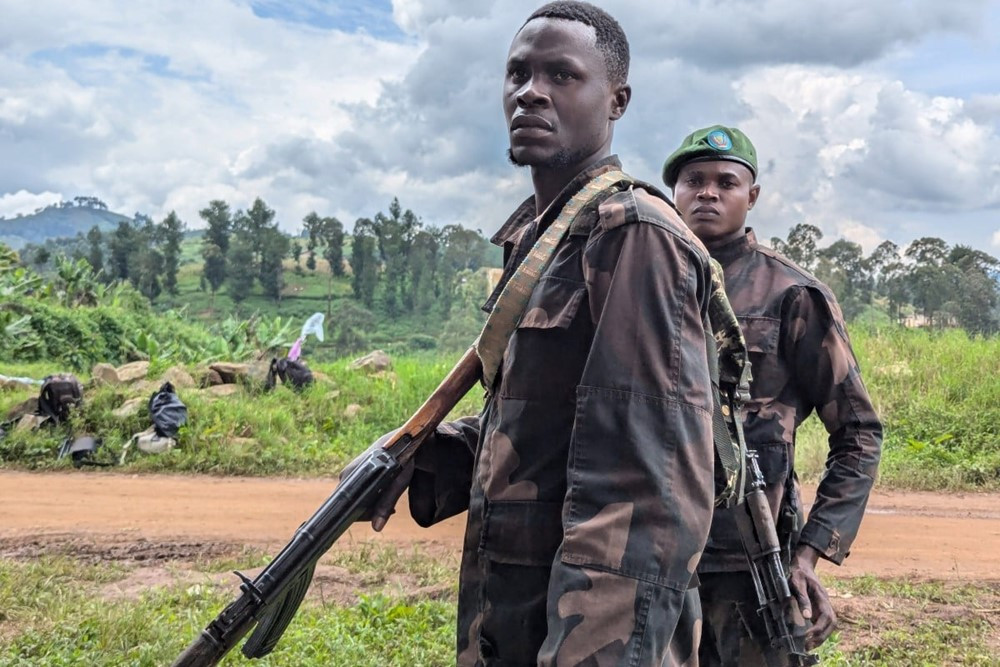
[353,3,727,664]
[662,126,884,666]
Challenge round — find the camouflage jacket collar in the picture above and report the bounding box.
[488,155,624,249]
[708,227,758,267]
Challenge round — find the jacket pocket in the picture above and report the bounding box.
[739,316,780,355]
[518,276,586,330]
[479,500,564,566]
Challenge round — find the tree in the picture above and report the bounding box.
[351,218,378,307]
[303,212,321,271]
[200,200,232,304]
[234,198,277,276]
[108,220,137,281]
[291,239,303,267]
[159,211,184,296]
[321,217,345,277]
[781,223,823,272]
[259,228,289,303]
[32,246,51,267]
[86,225,104,277]
[372,198,418,315]
[227,236,255,308]
[816,239,870,320]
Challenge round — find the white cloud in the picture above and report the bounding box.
[0,190,63,219]
[0,0,997,254]
[992,228,1000,248]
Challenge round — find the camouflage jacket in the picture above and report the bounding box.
[699,229,883,572]
[408,157,719,666]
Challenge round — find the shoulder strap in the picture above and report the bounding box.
[475,169,631,389]
[706,258,752,507]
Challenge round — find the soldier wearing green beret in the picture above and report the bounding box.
[663,126,883,666]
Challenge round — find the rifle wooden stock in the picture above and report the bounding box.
[171,348,482,667]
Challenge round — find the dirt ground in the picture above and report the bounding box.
[2,470,999,581]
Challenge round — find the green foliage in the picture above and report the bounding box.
[0,555,455,667]
[795,327,1000,490]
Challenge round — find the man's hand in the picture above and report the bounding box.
[789,544,837,650]
[339,430,414,532]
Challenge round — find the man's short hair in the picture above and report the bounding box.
[523,1,630,85]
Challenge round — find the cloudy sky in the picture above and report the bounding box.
[1,0,998,254]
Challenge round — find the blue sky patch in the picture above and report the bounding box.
[30,43,210,85]
[248,0,405,40]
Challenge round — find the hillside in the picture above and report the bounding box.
[0,201,132,249]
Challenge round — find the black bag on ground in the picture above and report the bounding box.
[265,358,314,391]
[148,381,188,438]
[38,373,83,425]
[57,435,110,468]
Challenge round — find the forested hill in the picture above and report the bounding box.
[0,197,131,249]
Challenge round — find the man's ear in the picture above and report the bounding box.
[748,183,761,210]
[610,83,631,120]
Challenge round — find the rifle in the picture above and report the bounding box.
[732,450,819,666]
[171,348,482,667]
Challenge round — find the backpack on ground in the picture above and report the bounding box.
[37,373,83,425]
[265,358,314,391]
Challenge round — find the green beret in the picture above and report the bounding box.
[662,125,758,188]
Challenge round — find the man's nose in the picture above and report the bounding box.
[697,184,718,200]
[516,76,550,108]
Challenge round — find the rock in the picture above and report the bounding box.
[204,368,224,386]
[209,362,250,384]
[0,376,37,392]
[228,437,257,447]
[204,384,241,398]
[246,360,272,385]
[113,397,146,419]
[349,350,392,373]
[324,390,342,401]
[15,414,48,432]
[130,380,159,397]
[5,397,38,421]
[343,403,363,419]
[91,363,120,384]
[312,371,332,384]
[115,361,150,384]
[162,366,196,389]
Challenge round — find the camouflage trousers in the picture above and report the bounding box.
[698,572,789,667]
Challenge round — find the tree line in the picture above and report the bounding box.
[771,224,1000,334]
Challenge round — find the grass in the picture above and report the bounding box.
[794,327,1000,490]
[3,326,1000,490]
[0,352,485,476]
[0,549,456,667]
[1,554,995,666]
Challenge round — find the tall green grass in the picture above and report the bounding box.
[3,327,998,489]
[796,327,1000,489]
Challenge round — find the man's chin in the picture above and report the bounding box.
[507,146,576,170]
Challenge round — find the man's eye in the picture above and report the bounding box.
[509,67,528,81]
[721,181,736,189]
[553,70,575,82]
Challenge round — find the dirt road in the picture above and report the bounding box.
[3,470,999,580]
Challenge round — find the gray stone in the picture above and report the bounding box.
[209,362,250,384]
[115,361,150,384]
[91,363,119,385]
[343,403,362,419]
[113,397,146,419]
[162,366,196,389]
[6,397,38,421]
[348,350,392,373]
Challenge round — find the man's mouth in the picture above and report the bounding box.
[692,206,719,216]
[510,114,554,133]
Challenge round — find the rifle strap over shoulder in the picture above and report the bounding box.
[474,169,630,389]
